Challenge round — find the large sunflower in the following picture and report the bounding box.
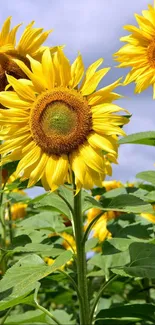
[0,17,56,90]
[114,3,155,97]
[0,48,129,192]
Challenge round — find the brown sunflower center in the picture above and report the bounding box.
[147,40,155,68]
[0,52,29,91]
[30,88,92,155]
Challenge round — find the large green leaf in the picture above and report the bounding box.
[118,131,155,146]
[145,190,155,202]
[103,187,127,198]
[95,304,155,324]
[10,243,65,257]
[124,242,155,278]
[88,250,130,278]
[82,192,103,213]
[18,211,64,232]
[136,171,155,186]
[4,310,47,324]
[50,310,75,325]
[31,192,72,219]
[0,251,72,312]
[7,192,30,203]
[102,194,153,213]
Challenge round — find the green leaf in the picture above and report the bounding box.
[7,192,29,203]
[58,185,73,210]
[85,238,98,252]
[88,251,130,278]
[109,222,153,240]
[82,192,103,213]
[118,131,155,146]
[102,194,153,214]
[31,192,72,219]
[136,171,155,186]
[18,211,64,232]
[95,303,155,324]
[124,242,155,278]
[0,251,72,312]
[11,243,65,257]
[102,238,136,254]
[103,187,127,198]
[145,191,155,202]
[4,310,47,324]
[11,235,32,248]
[50,310,75,325]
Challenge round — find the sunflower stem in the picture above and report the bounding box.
[73,179,90,325]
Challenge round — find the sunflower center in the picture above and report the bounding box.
[30,88,92,155]
[147,40,155,68]
[41,101,77,136]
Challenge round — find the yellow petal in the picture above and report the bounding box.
[27,30,52,55]
[26,54,44,78]
[56,48,71,86]
[42,48,55,89]
[52,155,69,187]
[6,74,35,101]
[7,23,22,45]
[81,67,110,96]
[79,143,104,174]
[93,123,126,137]
[70,150,86,185]
[0,91,30,109]
[17,22,39,52]
[87,133,117,154]
[28,153,48,187]
[0,17,11,44]
[14,58,46,92]
[124,25,152,43]
[85,166,103,188]
[0,134,31,154]
[16,143,41,176]
[41,172,50,191]
[135,13,155,35]
[91,103,129,115]
[69,53,84,88]
[88,78,122,105]
[85,58,104,80]
[45,156,58,186]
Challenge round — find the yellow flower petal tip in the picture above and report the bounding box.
[0,49,129,191]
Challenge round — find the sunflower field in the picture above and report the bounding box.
[0,1,155,324]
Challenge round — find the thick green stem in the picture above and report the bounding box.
[73,181,90,325]
[7,202,13,244]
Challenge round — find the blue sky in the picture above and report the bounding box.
[2,0,155,195]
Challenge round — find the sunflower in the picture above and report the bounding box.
[102,180,123,191]
[0,48,129,192]
[0,17,56,91]
[114,3,155,97]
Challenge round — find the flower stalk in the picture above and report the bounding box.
[73,178,90,325]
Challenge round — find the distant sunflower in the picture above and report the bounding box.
[114,3,155,97]
[0,17,56,90]
[0,48,129,192]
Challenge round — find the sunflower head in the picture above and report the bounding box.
[0,17,56,91]
[102,180,123,192]
[0,48,129,192]
[11,203,27,220]
[114,4,155,97]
